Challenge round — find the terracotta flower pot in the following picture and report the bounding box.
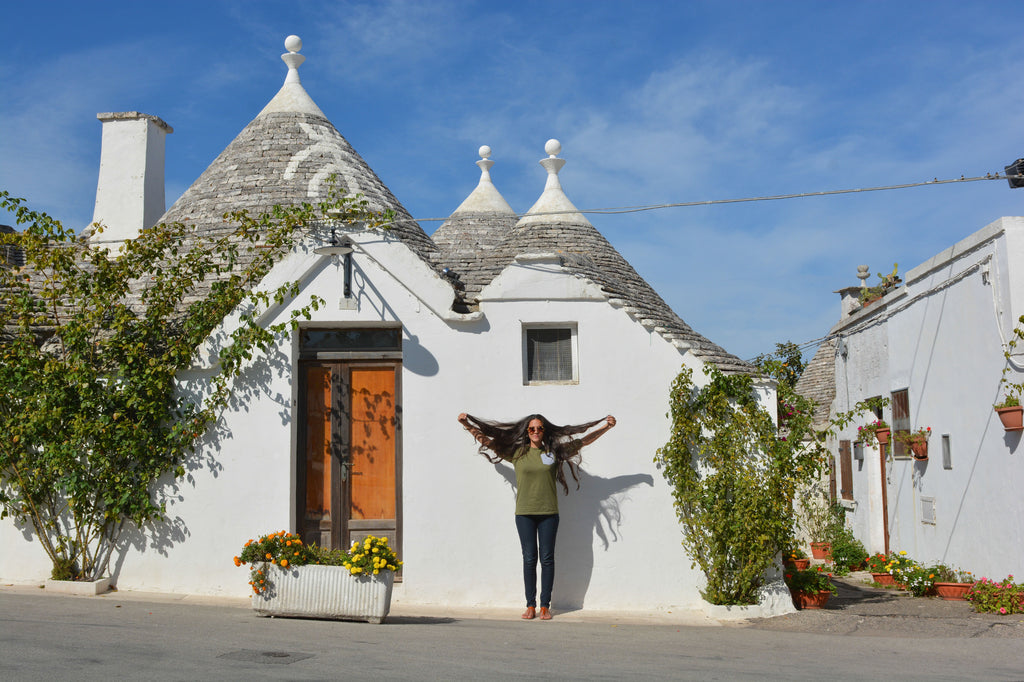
[784,558,811,570]
[875,428,891,445]
[792,590,832,610]
[871,572,895,586]
[933,582,973,601]
[809,542,831,560]
[996,405,1024,432]
[909,439,928,461]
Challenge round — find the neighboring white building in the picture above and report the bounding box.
[821,217,1024,579]
[0,38,780,615]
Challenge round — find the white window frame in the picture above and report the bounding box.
[521,323,579,386]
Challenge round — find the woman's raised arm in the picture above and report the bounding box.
[579,415,616,447]
[458,412,495,449]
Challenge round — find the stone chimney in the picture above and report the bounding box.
[836,265,871,320]
[90,112,173,242]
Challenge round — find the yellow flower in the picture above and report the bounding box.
[899,551,907,556]
[373,570,379,575]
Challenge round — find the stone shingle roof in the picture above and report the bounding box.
[160,41,438,286]
[794,337,837,430]
[161,108,438,268]
[432,143,752,374]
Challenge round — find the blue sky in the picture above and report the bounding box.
[3,1,1023,361]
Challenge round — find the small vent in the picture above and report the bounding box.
[921,496,936,525]
[942,434,952,469]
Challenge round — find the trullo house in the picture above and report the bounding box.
[0,37,781,616]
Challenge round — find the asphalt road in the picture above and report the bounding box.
[1,578,1023,681]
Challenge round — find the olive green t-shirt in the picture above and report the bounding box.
[511,446,559,515]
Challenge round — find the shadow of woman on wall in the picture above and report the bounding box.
[494,463,654,610]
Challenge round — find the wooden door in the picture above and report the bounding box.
[299,362,399,551]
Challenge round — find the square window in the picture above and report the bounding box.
[523,325,577,384]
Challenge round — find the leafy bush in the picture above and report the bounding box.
[656,365,828,605]
[966,576,1024,614]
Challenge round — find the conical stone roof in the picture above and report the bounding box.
[161,37,438,268]
[431,145,517,299]
[465,140,752,374]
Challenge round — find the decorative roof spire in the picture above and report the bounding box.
[449,145,515,216]
[257,35,326,119]
[282,35,305,84]
[516,139,591,228]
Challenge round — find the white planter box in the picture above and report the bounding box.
[251,564,394,624]
[44,578,111,596]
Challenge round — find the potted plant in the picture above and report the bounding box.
[784,566,837,609]
[965,576,1024,614]
[783,547,810,570]
[826,528,868,575]
[895,427,931,460]
[931,564,976,601]
[236,531,402,624]
[865,553,896,586]
[885,551,918,590]
[994,396,1023,431]
[859,264,901,308]
[801,496,845,559]
[858,419,891,445]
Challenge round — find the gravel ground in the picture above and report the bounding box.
[744,572,1024,639]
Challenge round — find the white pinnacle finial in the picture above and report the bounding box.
[545,139,561,157]
[282,35,305,84]
[479,145,492,160]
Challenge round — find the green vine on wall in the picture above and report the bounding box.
[655,363,827,605]
[0,182,390,581]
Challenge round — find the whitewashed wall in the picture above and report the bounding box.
[2,236,756,614]
[834,217,1024,579]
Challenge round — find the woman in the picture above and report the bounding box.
[457,412,616,620]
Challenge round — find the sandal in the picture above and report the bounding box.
[539,607,552,620]
[521,607,536,620]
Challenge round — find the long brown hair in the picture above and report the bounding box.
[462,413,605,494]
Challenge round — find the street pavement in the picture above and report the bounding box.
[2,575,1023,681]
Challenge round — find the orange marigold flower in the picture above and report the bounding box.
[280,559,289,567]
[266,553,273,560]
[233,556,241,567]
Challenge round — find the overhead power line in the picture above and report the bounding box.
[406,171,1018,225]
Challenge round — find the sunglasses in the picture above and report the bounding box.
[528,426,544,433]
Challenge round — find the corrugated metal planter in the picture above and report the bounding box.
[252,565,394,624]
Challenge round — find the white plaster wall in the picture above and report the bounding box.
[0,240,734,613]
[837,220,1024,578]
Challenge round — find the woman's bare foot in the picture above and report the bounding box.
[539,607,552,620]
[521,607,536,620]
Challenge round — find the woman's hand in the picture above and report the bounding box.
[606,415,616,428]
[458,413,469,424]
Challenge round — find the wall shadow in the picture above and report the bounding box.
[493,463,654,610]
[110,335,295,584]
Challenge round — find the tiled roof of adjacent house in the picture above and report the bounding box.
[160,37,438,272]
[794,337,837,430]
[432,140,753,374]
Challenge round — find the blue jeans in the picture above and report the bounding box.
[515,514,559,608]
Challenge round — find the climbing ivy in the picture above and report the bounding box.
[0,185,389,581]
[655,363,827,605]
